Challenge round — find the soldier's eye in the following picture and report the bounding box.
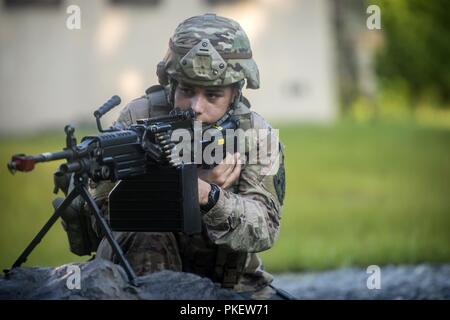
[206,92,222,99]
[180,87,194,95]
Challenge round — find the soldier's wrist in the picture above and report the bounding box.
[200,183,221,212]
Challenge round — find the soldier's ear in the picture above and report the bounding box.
[157,61,169,86]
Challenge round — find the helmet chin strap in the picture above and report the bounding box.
[209,79,244,128]
[168,78,177,106]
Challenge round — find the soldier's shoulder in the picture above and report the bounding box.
[249,111,272,130]
[115,85,171,127]
[235,100,272,131]
[126,95,151,115]
[115,96,149,127]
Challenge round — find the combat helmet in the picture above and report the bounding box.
[157,13,260,107]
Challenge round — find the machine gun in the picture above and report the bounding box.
[7,96,197,180]
[5,95,225,286]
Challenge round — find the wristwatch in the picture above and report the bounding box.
[200,183,221,212]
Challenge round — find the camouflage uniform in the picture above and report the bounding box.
[73,14,288,299]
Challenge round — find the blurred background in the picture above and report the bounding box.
[0,0,449,273]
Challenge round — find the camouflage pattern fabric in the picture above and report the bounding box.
[157,13,260,89]
[96,232,182,275]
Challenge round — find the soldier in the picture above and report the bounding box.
[63,13,290,300]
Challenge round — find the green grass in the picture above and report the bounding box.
[0,129,96,270]
[0,121,449,273]
[261,120,450,272]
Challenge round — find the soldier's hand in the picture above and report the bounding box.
[198,152,242,189]
[198,178,211,205]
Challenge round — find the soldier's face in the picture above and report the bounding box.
[174,83,235,124]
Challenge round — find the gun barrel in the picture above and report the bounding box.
[7,150,73,174]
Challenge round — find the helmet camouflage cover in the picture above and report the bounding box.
[157,13,260,89]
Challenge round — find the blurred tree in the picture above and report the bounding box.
[375,0,450,107]
[333,0,380,115]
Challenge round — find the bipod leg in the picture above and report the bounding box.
[78,184,139,286]
[4,189,80,276]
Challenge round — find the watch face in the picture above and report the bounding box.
[211,184,220,202]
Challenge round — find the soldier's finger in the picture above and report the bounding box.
[223,152,236,165]
[222,160,241,189]
[223,153,239,173]
[212,152,235,176]
[234,152,241,164]
[214,163,234,183]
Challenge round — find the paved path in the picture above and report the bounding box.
[273,264,450,299]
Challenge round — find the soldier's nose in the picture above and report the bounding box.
[191,95,206,115]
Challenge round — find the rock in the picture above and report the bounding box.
[4,260,448,300]
[0,258,242,300]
